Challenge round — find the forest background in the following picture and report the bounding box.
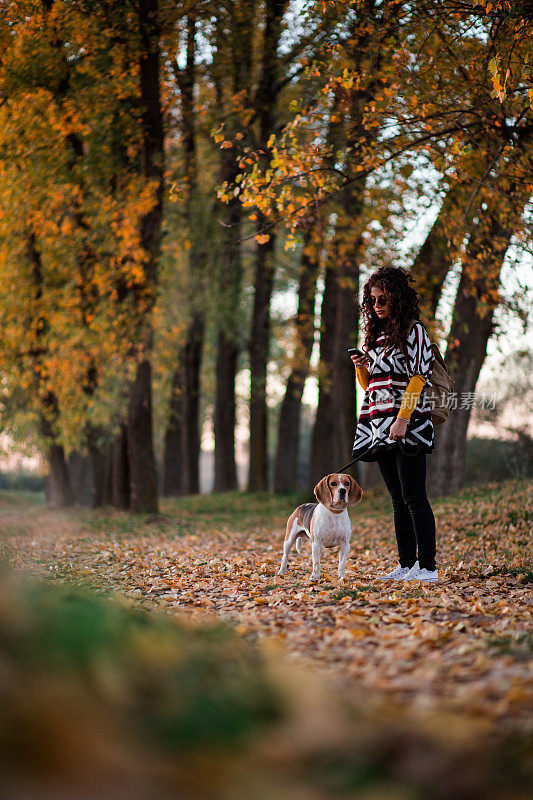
[0,0,532,513]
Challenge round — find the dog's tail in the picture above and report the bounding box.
[296,533,307,554]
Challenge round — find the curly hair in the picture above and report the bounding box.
[361,266,421,358]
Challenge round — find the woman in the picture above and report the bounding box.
[351,266,438,583]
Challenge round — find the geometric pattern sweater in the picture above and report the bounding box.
[352,321,435,462]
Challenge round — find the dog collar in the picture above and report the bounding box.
[329,508,345,514]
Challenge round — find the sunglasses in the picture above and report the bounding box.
[370,295,388,307]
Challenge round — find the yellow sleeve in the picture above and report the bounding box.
[397,374,426,420]
[355,365,370,391]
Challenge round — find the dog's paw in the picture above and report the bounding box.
[277,568,287,576]
[309,574,321,583]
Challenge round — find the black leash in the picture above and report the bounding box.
[336,445,374,474]
[336,456,360,473]
[335,439,420,474]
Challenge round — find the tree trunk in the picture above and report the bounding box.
[102,441,113,506]
[212,4,254,493]
[213,178,242,492]
[310,180,363,488]
[333,247,360,471]
[248,229,276,490]
[46,443,74,508]
[427,191,521,496]
[247,0,288,491]
[181,312,204,494]
[112,423,130,509]
[214,328,239,492]
[213,198,241,491]
[40,392,74,507]
[27,230,74,508]
[162,304,204,498]
[310,261,339,487]
[310,249,360,487]
[410,180,477,324]
[274,228,320,492]
[361,461,382,490]
[162,366,183,496]
[168,14,205,496]
[428,304,496,497]
[127,358,159,512]
[127,0,164,513]
[88,438,108,508]
[67,452,92,506]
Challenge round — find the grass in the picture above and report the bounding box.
[486,632,533,657]
[162,489,300,530]
[490,565,533,583]
[164,477,531,532]
[0,488,45,507]
[3,477,529,537]
[332,587,361,602]
[0,571,280,790]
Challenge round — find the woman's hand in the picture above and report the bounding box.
[351,354,369,369]
[389,417,408,441]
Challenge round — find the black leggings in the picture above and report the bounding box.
[376,446,436,571]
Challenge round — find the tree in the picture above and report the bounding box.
[247,0,290,492]
[273,223,321,492]
[210,0,275,492]
[125,0,164,513]
[427,178,530,495]
[163,9,211,497]
[0,0,166,510]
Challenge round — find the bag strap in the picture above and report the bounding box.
[406,319,449,373]
[401,318,419,359]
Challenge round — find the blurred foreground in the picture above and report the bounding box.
[1,479,532,798]
[0,570,531,800]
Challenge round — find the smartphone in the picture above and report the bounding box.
[347,347,368,358]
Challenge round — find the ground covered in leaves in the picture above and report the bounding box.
[2,478,531,745]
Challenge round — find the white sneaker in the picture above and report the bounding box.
[402,561,421,580]
[377,563,413,580]
[406,566,438,583]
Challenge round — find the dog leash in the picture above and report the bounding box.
[335,446,374,474]
[335,439,421,474]
[336,456,360,473]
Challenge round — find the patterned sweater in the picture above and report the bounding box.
[356,369,426,419]
[352,322,435,462]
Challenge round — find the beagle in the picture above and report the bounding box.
[278,473,363,582]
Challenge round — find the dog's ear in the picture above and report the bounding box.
[347,475,363,506]
[314,475,333,506]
